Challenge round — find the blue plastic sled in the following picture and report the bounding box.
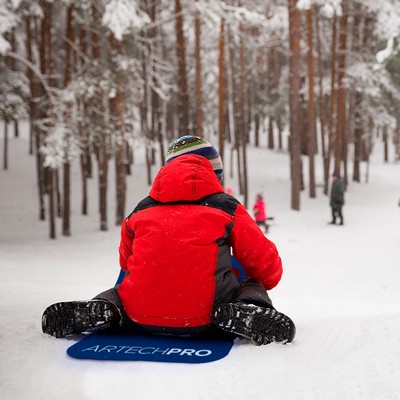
[67,329,234,363]
[67,255,245,363]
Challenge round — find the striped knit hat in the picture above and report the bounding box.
[166,135,223,180]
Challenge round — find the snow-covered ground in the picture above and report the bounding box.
[1,122,399,400]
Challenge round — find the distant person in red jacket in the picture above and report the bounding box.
[42,136,295,345]
[253,193,269,233]
[225,185,234,196]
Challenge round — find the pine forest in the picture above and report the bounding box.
[1,0,399,238]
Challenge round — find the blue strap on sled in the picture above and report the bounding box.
[231,255,246,282]
[115,268,125,285]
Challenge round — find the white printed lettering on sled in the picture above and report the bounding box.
[82,345,212,357]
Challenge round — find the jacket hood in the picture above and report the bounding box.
[149,154,224,202]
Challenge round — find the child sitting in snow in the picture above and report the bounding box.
[42,136,295,346]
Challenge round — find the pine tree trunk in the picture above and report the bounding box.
[80,152,89,215]
[92,4,108,231]
[115,124,127,226]
[25,17,45,218]
[315,8,327,185]
[351,11,362,183]
[267,42,277,150]
[383,125,389,162]
[141,49,152,186]
[343,89,352,188]
[353,94,362,182]
[98,145,108,232]
[354,14,373,181]
[254,40,263,148]
[254,113,260,147]
[3,121,8,170]
[239,23,248,207]
[268,118,274,150]
[324,14,337,195]
[194,6,204,137]
[334,0,349,176]
[277,116,283,150]
[228,28,242,190]
[40,0,56,238]
[288,0,302,210]
[55,170,62,218]
[35,130,46,221]
[225,104,231,144]
[111,37,127,226]
[14,121,19,139]
[47,168,56,239]
[78,26,90,215]
[127,144,133,174]
[146,0,164,166]
[246,76,253,144]
[143,0,156,167]
[62,5,73,236]
[218,18,226,163]
[306,8,316,198]
[8,31,19,139]
[395,117,400,160]
[175,0,189,133]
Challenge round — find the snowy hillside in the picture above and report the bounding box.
[1,122,400,400]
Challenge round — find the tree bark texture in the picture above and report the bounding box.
[62,5,74,236]
[194,7,204,137]
[111,38,127,226]
[288,0,302,210]
[239,23,248,207]
[325,14,337,195]
[218,18,226,164]
[315,7,327,186]
[40,0,56,238]
[306,8,316,198]
[175,0,189,133]
[3,122,8,170]
[334,0,349,176]
[92,3,108,231]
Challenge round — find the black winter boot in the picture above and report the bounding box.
[213,302,296,345]
[42,300,120,338]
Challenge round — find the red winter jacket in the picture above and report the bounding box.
[118,154,282,329]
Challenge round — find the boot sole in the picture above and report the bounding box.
[42,300,118,338]
[214,303,296,345]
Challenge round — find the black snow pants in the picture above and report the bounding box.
[93,278,274,335]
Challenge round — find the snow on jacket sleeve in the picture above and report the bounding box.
[119,217,135,272]
[230,204,282,290]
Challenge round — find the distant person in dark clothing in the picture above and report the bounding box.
[329,171,345,225]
